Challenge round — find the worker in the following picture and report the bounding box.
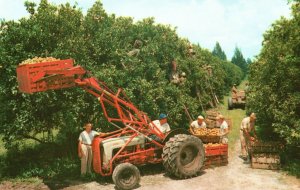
[217,114,229,144]
[127,39,143,57]
[239,113,257,161]
[149,113,171,142]
[78,122,100,175]
[190,115,207,129]
[151,113,171,134]
[169,60,180,84]
[232,84,238,94]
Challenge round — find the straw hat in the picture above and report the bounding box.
[250,113,256,119]
[216,114,225,120]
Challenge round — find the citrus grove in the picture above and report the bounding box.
[0,0,299,183]
[0,0,243,179]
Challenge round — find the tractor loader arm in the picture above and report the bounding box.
[16,59,165,141]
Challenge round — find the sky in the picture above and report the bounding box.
[0,0,291,59]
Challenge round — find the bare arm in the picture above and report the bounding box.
[220,122,229,136]
[241,119,251,139]
[223,127,229,136]
[78,140,83,158]
[244,129,251,139]
[190,121,195,133]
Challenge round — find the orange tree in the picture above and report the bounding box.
[247,2,300,145]
[0,0,243,150]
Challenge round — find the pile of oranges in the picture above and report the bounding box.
[192,128,220,136]
[20,57,59,65]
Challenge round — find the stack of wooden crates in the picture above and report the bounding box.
[203,144,228,169]
[205,109,219,128]
[191,110,230,168]
[249,141,282,170]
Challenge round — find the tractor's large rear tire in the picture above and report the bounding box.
[162,134,205,178]
[112,163,140,190]
[228,97,233,110]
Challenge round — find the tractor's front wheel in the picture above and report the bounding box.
[162,134,205,178]
[112,163,140,190]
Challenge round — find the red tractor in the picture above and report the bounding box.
[16,59,205,190]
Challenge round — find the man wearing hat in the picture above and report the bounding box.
[239,113,257,161]
[190,115,207,129]
[217,114,229,144]
[231,84,238,99]
[151,113,171,134]
[78,122,102,175]
[232,84,238,94]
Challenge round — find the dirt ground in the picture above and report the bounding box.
[0,181,49,190]
[1,142,300,190]
[57,141,300,190]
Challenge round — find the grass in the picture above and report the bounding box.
[217,80,248,151]
[0,135,7,156]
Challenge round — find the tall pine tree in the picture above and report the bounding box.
[246,58,252,65]
[212,42,227,61]
[231,47,247,77]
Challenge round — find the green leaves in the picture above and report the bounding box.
[212,42,227,61]
[247,3,300,145]
[231,47,248,78]
[0,0,242,147]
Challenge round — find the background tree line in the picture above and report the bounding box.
[212,42,250,79]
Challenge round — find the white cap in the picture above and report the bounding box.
[197,115,204,120]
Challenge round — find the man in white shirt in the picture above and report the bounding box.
[239,113,257,160]
[150,113,171,142]
[151,113,171,134]
[217,114,229,144]
[190,115,207,129]
[78,122,100,175]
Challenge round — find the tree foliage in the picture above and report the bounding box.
[247,3,300,145]
[212,42,227,61]
[231,47,248,78]
[246,58,252,65]
[0,0,243,148]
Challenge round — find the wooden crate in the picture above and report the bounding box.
[199,135,221,143]
[251,163,280,170]
[251,153,280,170]
[206,110,219,121]
[249,141,283,154]
[206,119,217,128]
[205,118,232,129]
[205,143,228,156]
[203,155,228,169]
